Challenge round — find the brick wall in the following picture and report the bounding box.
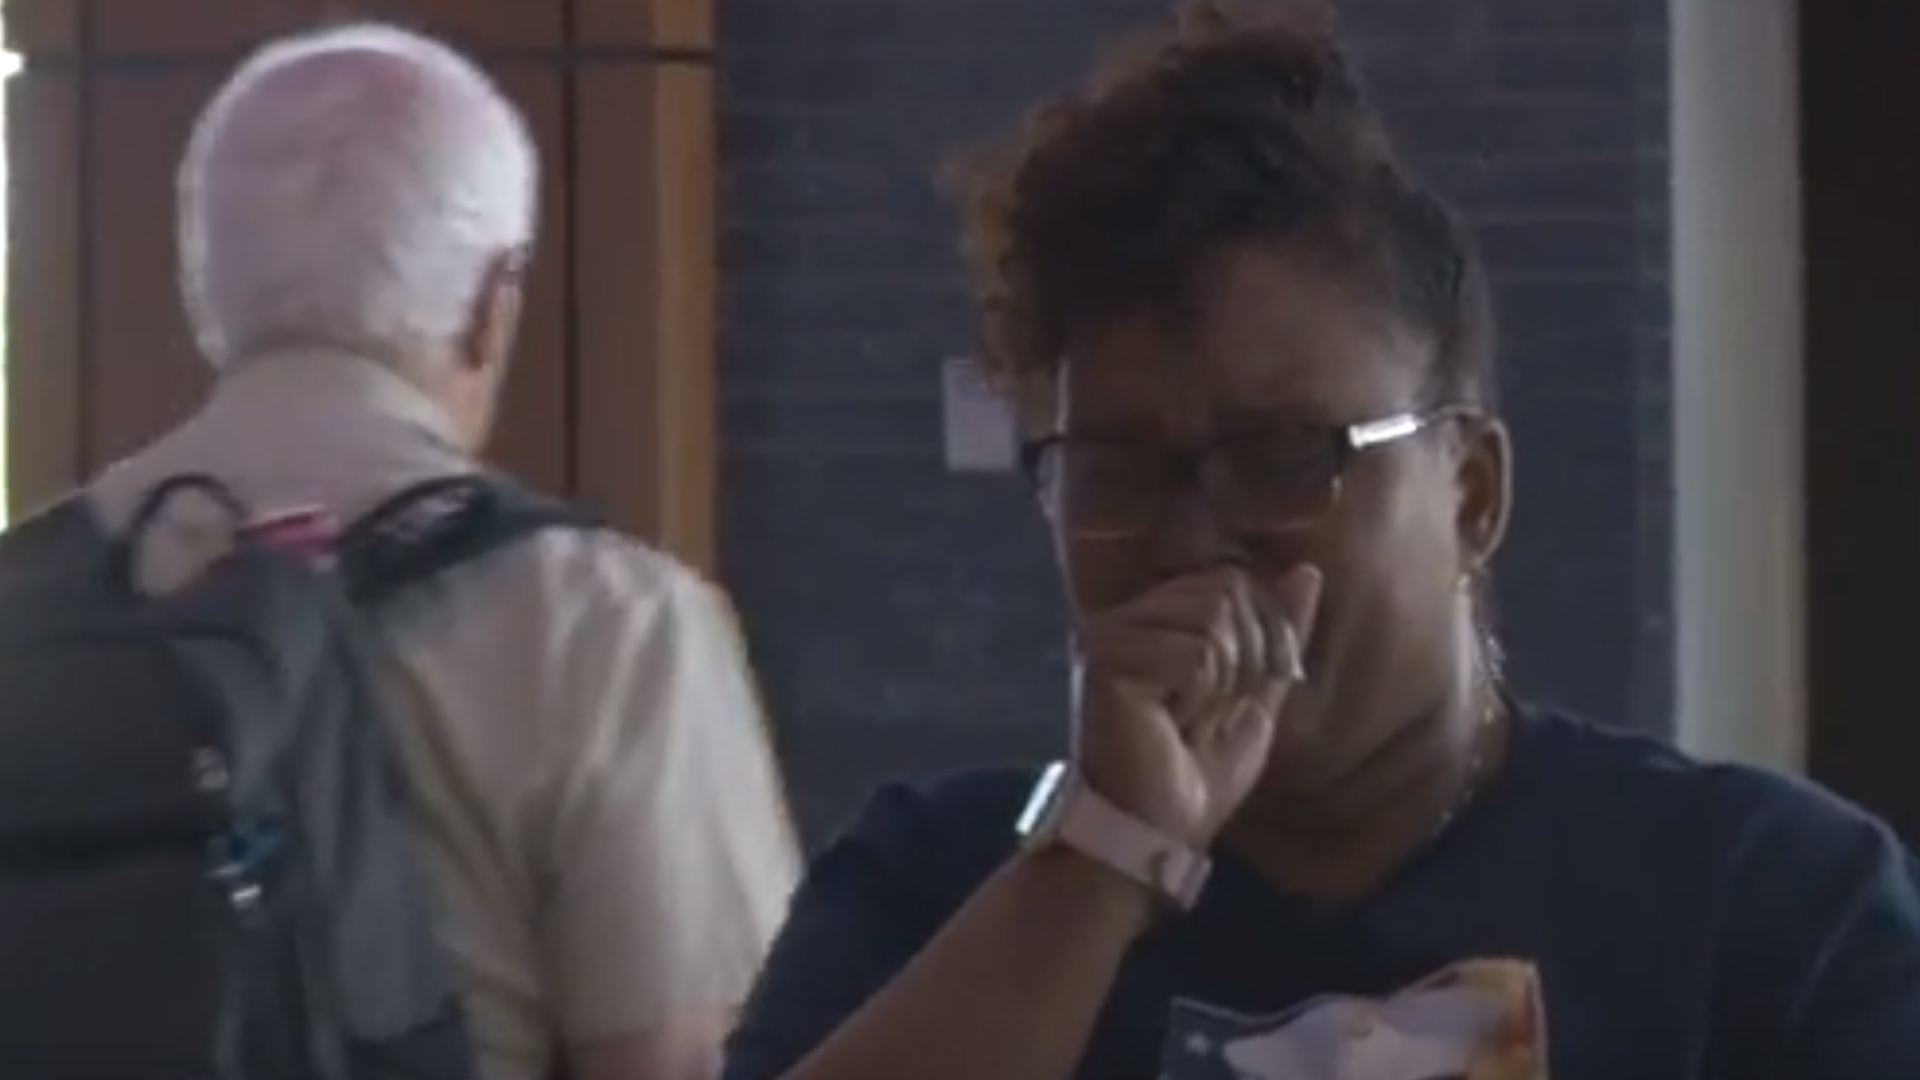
[717,0,1673,842]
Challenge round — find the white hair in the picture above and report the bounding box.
[178,23,537,368]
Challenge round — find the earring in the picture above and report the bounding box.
[1461,569,1506,686]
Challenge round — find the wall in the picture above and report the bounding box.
[1797,0,1920,839]
[717,0,1674,842]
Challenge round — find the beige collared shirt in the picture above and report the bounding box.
[86,351,801,1080]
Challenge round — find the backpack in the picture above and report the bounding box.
[0,471,594,1080]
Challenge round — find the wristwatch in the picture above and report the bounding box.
[1015,761,1211,910]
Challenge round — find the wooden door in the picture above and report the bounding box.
[5,0,716,570]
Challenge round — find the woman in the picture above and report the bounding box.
[723,4,1920,1079]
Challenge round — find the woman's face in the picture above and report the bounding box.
[1042,246,1511,795]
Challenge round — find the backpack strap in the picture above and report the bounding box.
[0,494,129,599]
[335,473,600,608]
[0,496,100,563]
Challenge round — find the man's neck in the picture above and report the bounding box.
[208,348,464,448]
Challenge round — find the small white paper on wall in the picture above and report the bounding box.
[941,356,1018,472]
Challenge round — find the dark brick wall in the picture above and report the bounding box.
[717,0,1673,843]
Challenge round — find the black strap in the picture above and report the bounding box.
[0,495,125,601]
[0,474,258,597]
[335,473,599,608]
[0,496,99,564]
[124,474,249,540]
[0,473,595,608]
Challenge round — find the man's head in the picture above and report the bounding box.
[178,23,537,451]
[952,0,1513,795]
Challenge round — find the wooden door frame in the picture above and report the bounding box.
[5,6,84,516]
[571,0,719,573]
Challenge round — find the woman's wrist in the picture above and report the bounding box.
[1006,843,1163,943]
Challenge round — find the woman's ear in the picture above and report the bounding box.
[1455,416,1513,574]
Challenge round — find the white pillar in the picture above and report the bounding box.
[1670,0,1805,769]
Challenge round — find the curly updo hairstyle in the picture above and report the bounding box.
[949,0,1496,414]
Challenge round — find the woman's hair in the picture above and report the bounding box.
[950,0,1495,410]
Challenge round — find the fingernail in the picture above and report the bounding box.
[1284,563,1323,603]
[1283,567,1323,627]
[1280,566,1321,682]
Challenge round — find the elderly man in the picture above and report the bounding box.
[82,23,798,1080]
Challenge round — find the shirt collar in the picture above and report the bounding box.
[201,347,462,447]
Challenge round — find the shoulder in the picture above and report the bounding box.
[396,513,722,659]
[1514,706,1917,962]
[460,522,745,679]
[811,766,1041,918]
[724,767,1041,1080]
[843,767,1041,857]
[391,518,756,768]
[1514,706,1900,866]
[489,527,772,756]
[512,524,720,624]
[1524,711,1920,1061]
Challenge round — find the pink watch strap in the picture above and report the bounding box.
[1053,776,1212,909]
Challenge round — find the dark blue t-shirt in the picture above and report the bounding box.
[725,709,1920,1080]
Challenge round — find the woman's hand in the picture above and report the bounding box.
[1074,565,1323,847]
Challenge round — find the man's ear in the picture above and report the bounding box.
[459,246,528,374]
[1456,416,1512,574]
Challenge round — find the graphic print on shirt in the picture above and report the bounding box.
[1160,958,1546,1080]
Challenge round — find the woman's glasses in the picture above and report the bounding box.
[1020,407,1470,538]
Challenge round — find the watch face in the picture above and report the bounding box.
[1016,761,1071,836]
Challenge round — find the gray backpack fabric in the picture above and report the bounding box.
[0,472,592,1080]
